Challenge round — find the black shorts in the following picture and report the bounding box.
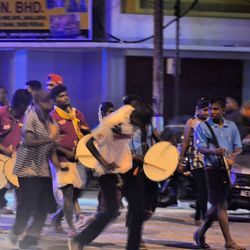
[205,168,231,205]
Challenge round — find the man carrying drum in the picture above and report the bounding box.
[68,102,153,250]
[194,97,245,250]
[0,89,32,215]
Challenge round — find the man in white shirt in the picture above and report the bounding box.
[68,103,153,250]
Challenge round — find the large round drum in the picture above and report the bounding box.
[143,141,179,182]
[0,158,8,189]
[76,134,97,169]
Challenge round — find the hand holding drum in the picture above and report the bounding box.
[76,134,98,168]
[76,134,178,182]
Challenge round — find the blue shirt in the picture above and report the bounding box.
[195,118,242,168]
[129,125,154,158]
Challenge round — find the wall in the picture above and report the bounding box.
[0,48,124,127]
[27,50,104,126]
[0,51,18,95]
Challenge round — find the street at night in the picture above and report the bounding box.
[0,190,249,250]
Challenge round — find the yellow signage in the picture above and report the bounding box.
[0,0,91,39]
[122,0,250,18]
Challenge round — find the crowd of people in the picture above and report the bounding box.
[0,74,248,250]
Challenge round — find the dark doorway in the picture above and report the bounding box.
[126,56,243,123]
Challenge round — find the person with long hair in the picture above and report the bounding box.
[178,97,209,225]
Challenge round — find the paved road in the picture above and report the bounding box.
[0,191,249,250]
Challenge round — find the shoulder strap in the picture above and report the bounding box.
[140,126,148,155]
[204,121,220,148]
[150,123,160,143]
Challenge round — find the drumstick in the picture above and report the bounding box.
[144,161,166,171]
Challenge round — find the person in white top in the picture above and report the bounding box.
[68,102,153,250]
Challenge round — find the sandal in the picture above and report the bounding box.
[193,230,210,249]
[67,229,78,238]
[225,242,246,250]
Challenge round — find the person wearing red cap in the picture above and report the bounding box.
[46,74,63,91]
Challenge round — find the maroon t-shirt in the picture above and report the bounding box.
[51,108,89,162]
[0,106,23,151]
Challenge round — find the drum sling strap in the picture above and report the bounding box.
[132,126,149,176]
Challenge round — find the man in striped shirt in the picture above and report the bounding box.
[10,91,67,250]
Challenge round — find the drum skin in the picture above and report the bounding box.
[0,157,8,189]
[4,157,19,187]
[143,141,179,182]
[76,134,97,169]
[0,153,19,188]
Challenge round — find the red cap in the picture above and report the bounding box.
[47,73,63,85]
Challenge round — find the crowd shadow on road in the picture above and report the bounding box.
[47,245,68,250]
[153,215,195,226]
[145,239,199,249]
[229,213,250,223]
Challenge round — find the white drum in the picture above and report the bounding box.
[4,157,19,188]
[0,157,8,189]
[143,141,179,182]
[76,134,97,169]
[0,153,19,188]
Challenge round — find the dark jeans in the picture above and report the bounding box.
[75,174,120,247]
[0,187,8,209]
[13,177,55,238]
[144,174,158,215]
[160,172,179,199]
[191,168,208,220]
[75,171,145,250]
[122,169,145,250]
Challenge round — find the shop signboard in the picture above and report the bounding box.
[0,0,92,40]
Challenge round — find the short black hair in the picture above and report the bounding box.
[209,97,226,109]
[196,97,209,109]
[50,84,67,100]
[123,95,142,105]
[11,89,32,109]
[100,102,114,114]
[26,80,42,91]
[132,102,153,125]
